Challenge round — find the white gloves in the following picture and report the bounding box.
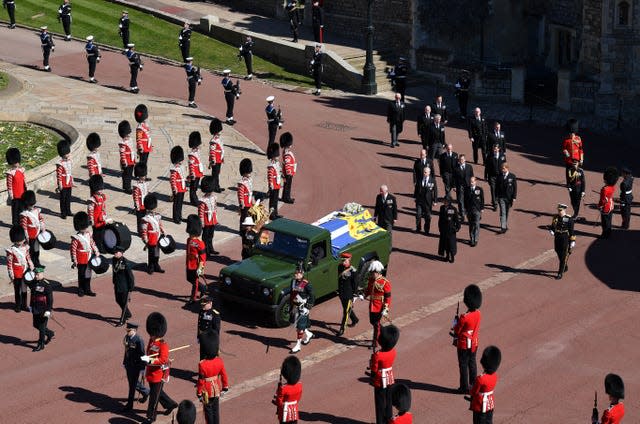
[299,307,309,316]
[44,311,51,318]
[570,241,576,249]
[140,355,151,363]
[581,192,585,197]
[382,307,389,317]
[549,230,554,236]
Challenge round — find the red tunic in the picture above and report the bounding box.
[56,159,73,189]
[562,135,583,166]
[136,122,152,154]
[365,276,392,313]
[20,207,45,240]
[198,195,218,227]
[87,193,108,228]
[141,213,163,246]
[5,167,26,200]
[86,152,102,177]
[119,138,136,167]
[132,180,148,212]
[601,402,625,424]
[237,177,254,209]
[186,237,206,270]
[283,150,297,177]
[170,165,187,194]
[389,413,413,423]
[470,372,498,413]
[145,337,168,384]
[196,357,229,398]
[598,185,615,214]
[275,382,302,423]
[209,135,224,165]
[70,232,98,266]
[267,161,282,190]
[370,348,396,388]
[188,150,205,179]
[6,244,33,280]
[453,310,481,352]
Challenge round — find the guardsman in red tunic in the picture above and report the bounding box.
[196,333,229,424]
[199,176,219,258]
[280,132,297,204]
[562,118,583,168]
[135,104,152,168]
[452,284,482,394]
[389,383,413,424]
[88,175,109,253]
[133,163,149,235]
[141,312,178,424]
[365,260,391,349]
[598,167,618,239]
[467,346,501,424]
[118,120,136,194]
[56,140,74,219]
[273,356,302,424]
[141,194,165,274]
[208,118,225,193]
[596,374,625,424]
[237,158,254,229]
[169,146,187,224]
[7,225,34,312]
[20,190,46,268]
[71,212,99,297]
[176,400,197,424]
[186,214,206,303]
[267,142,282,219]
[86,132,103,177]
[371,325,399,424]
[188,131,205,206]
[5,147,27,225]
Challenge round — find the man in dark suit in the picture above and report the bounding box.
[487,121,506,154]
[468,107,489,164]
[465,177,485,246]
[417,105,433,150]
[386,93,405,148]
[439,144,458,196]
[414,166,438,234]
[496,162,517,233]
[484,144,506,210]
[374,185,398,233]
[432,95,448,124]
[427,114,446,160]
[453,154,474,219]
[413,149,434,185]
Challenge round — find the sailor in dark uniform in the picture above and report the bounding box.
[125,43,143,93]
[185,57,202,108]
[4,0,16,29]
[178,22,191,62]
[85,35,101,83]
[57,0,72,41]
[39,26,55,72]
[222,69,239,124]
[118,10,130,48]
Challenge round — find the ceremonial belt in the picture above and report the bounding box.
[625,190,633,194]
[42,44,50,47]
[268,119,276,122]
[381,367,394,388]
[282,400,298,422]
[481,390,494,413]
[371,295,384,301]
[187,75,195,80]
[224,90,233,93]
[205,375,221,397]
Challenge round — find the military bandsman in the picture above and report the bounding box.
[273,356,303,423]
[55,139,74,219]
[135,104,152,167]
[451,284,482,394]
[186,214,206,303]
[237,158,254,229]
[289,266,315,353]
[70,211,99,297]
[549,203,575,280]
[281,132,296,204]
[133,163,149,234]
[27,266,55,352]
[169,146,187,224]
[39,26,55,72]
[188,131,204,206]
[208,118,225,193]
[364,260,391,349]
[121,322,149,411]
[118,120,136,194]
[267,143,282,220]
[7,225,34,312]
[370,325,400,424]
[185,57,202,108]
[112,245,134,326]
[20,190,46,268]
[85,132,102,177]
[178,22,192,62]
[5,147,26,225]
[87,174,109,253]
[199,176,219,258]
[84,35,101,83]
[141,194,165,274]
[196,333,229,424]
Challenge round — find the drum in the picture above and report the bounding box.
[23,270,36,282]
[37,230,57,250]
[158,234,176,254]
[90,255,109,274]
[103,222,132,254]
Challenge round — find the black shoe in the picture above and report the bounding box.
[121,403,133,412]
[86,291,97,297]
[164,404,178,415]
[214,188,224,193]
[564,264,568,272]
[33,342,44,352]
[125,310,132,319]
[116,320,125,327]
[147,268,154,275]
[139,393,149,404]
[211,249,220,255]
[336,329,344,337]
[348,318,359,327]
[14,306,21,313]
[464,395,472,401]
[390,143,395,148]
[45,332,54,345]
[449,255,455,263]
[555,273,563,280]
[154,267,165,274]
[78,288,85,297]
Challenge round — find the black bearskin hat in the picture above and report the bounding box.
[146,311,167,338]
[23,190,36,207]
[480,345,502,374]
[209,117,223,135]
[605,373,625,399]
[143,193,158,211]
[239,158,252,176]
[188,131,202,148]
[267,142,280,160]
[201,333,220,359]
[9,225,26,243]
[5,147,21,165]
[86,133,101,151]
[279,132,293,148]
[391,383,412,414]
[176,400,197,424]
[603,167,619,186]
[118,120,132,138]
[134,163,147,178]
[89,174,104,194]
[57,140,71,157]
[73,211,90,231]
[565,118,579,134]
[134,104,148,123]
[281,355,302,385]
[200,175,214,194]
[379,324,400,352]
[463,284,482,310]
[186,214,203,236]
[170,146,184,165]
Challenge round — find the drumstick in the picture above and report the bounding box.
[148,344,191,357]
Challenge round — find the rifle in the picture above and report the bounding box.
[449,301,459,346]
[234,79,242,99]
[276,106,284,127]
[591,391,599,424]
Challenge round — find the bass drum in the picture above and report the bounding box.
[90,255,110,274]
[23,270,36,283]
[103,222,132,254]
[37,230,57,250]
[158,234,176,254]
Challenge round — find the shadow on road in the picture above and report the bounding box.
[395,378,460,395]
[226,329,291,351]
[299,410,370,424]
[586,229,640,291]
[59,385,143,420]
[485,263,555,278]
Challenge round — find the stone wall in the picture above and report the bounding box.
[570,78,599,113]
[474,69,511,100]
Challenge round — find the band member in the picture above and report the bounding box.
[221,70,239,124]
[178,22,192,62]
[141,194,165,274]
[4,0,16,29]
[141,312,178,423]
[240,216,258,259]
[364,260,391,349]
[468,107,488,164]
[88,175,109,253]
[185,57,202,108]
[7,225,34,312]
[598,167,618,239]
[265,96,282,146]
[267,143,282,220]
[186,214,206,304]
[71,211,99,297]
[118,10,130,48]
[176,400,196,424]
[484,144,505,210]
[620,167,633,229]
[549,203,576,280]
[26,266,54,352]
[122,322,149,411]
[389,384,413,423]
[455,70,471,119]
[208,118,225,193]
[188,131,204,206]
[238,36,254,79]
[274,356,302,423]
[281,132,297,204]
[467,346,501,424]
[57,0,72,40]
[20,190,46,268]
[371,325,400,424]
[113,245,135,326]
[118,120,136,194]
[86,132,102,177]
[170,146,187,224]
[312,1,323,43]
[465,177,484,247]
[135,104,152,168]
[199,176,219,258]
[85,35,101,83]
[595,374,625,424]
[39,26,55,72]
[126,43,143,93]
[237,158,254,229]
[414,166,438,234]
[56,140,74,218]
[289,266,315,353]
[337,252,359,337]
[6,147,26,225]
[562,118,583,170]
[311,44,323,96]
[438,196,460,263]
[197,333,229,424]
[197,296,221,360]
[133,163,148,234]
[451,284,482,394]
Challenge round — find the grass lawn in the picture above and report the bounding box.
[0,122,60,174]
[12,0,313,87]
[0,72,8,90]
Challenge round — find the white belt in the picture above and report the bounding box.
[282,400,297,422]
[625,190,633,194]
[481,390,494,413]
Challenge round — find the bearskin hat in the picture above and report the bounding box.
[200,333,220,359]
[118,120,132,138]
[170,146,184,165]
[143,193,158,211]
[5,147,21,165]
[565,118,579,134]
[200,175,214,194]
[209,117,223,135]
[480,345,502,374]
[186,214,202,236]
[57,140,71,157]
[279,132,293,148]
[9,225,26,243]
[603,166,619,186]
[134,104,148,123]
[463,284,482,310]
[391,384,412,414]
[89,174,104,194]
[73,211,90,231]
[188,131,202,148]
[605,373,624,399]
[85,133,101,151]
[267,142,280,160]
[239,158,252,176]
[134,163,147,178]
[379,324,400,352]
[281,355,302,385]
[146,311,167,338]
[176,400,197,424]
[23,190,36,207]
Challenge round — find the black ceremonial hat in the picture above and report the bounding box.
[209,117,223,135]
[134,163,147,178]
[57,140,71,157]
[605,373,624,399]
[391,383,412,414]
[565,118,579,133]
[23,190,36,207]
[188,131,202,148]
[5,147,21,165]
[463,284,482,310]
[267,143,280,160]
[200,175,214,194]
[239,158,252,175]
[89,174,104,194]
[134,104,148,123]
[186,214,202,236]
[279,132,293,148]
[480,345,502,374]
[146,312,167,338]
[603,166,619,186]
[170,146,184,164]
[200,333,220,359]
[118,120,132,138]
[379,324,400,352]
[73,211,90,231]
[86,132,101,151]
[281,355,302,385]
[143,193,158,210]
[9,225,26,243]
